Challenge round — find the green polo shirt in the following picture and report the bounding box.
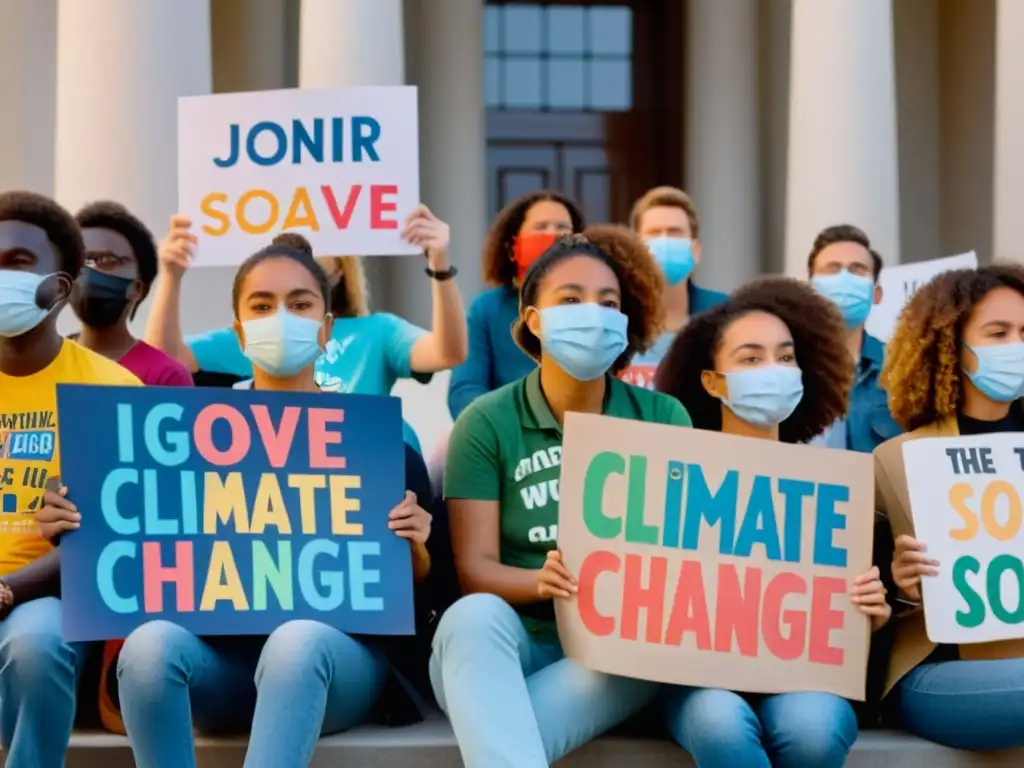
[445,368,692,641]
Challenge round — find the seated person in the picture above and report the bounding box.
[654,277,890,768]
[433,226,691,767]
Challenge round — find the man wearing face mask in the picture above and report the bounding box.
[623,186,726,389]
[808,224,902,452]
[71,202,192,387]
[0,191,141,768]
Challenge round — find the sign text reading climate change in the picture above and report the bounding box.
[555,414,873,700]
[905,434,1024,645]
[178,86,421,267]
[56,385,413,642]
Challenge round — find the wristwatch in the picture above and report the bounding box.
[425,265,458,281]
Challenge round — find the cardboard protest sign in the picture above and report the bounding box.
[865,252,978,342]
[56,385,413,642]
[904,434,1024,644]
[556,413,874,700]
[178,86,420,266]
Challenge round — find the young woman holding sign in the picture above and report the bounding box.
[876,264,1024,751]
[653,277,891,768]
[435,227,691,768]
[36,239,446,768]
[446,190,584,419]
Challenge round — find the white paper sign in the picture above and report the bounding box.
[903,434,1024,644]
[865,252,978,342]
[178,86,420,267]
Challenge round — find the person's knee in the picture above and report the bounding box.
[257,620,337,685]
[0,620,76,689]
[117,620,195,695]
[663,688,758,744]
[764,694,856,766]
[433,593,519,653]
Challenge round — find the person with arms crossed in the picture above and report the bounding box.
[654,277,891,767]
[38,240,443,767]
[68,201,192,386]
[622,186,726,388]
[877,265,1024,750]
[433,227,691,768]
[808,224,902,451]
[446,190,584,419]
[0,191,141,768]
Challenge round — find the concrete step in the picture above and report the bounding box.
[10,716,1023,768]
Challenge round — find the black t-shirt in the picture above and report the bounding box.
[957,407,1024,435]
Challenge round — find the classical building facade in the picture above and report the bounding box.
[0,0,1021,332]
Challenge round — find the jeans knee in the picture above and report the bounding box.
[433,594,520,655]
[763,694,856,767]
[663,688,759,746]
[117,620,194,696]
[257,620,337,686]
[0,623,75,690]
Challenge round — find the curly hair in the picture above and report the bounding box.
[481,190,585,288]
[654,276,853,443]
[512,225,666,375]
[0,191,85,278]
[883,264,1024,431]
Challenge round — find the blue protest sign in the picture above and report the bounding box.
[56,384,413,642]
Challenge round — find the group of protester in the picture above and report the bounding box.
[0,180,1021,768]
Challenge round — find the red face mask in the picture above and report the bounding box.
[512,232,559,281]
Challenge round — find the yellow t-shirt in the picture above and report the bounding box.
[0,340,140,575]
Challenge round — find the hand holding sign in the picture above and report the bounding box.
[849,565,891,630]
[892,534,939,603]
[158,215,198,278]
[388,491,431,544]
[401,205,450,270]
[538,550,578,600]
[35,485,80,542]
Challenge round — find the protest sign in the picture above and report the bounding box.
[56,385,413,642]
[904,434,1024,644]
[865,251,978,341]
[556,413,873,699]
[178,86,420,266]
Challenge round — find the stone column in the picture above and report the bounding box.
[685,0,760,291]
[54,0,213,333]
[784,0,900,274]
[994,0,1024,263]
[0,0,57,193]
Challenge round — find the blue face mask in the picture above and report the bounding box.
[0,270,63,338]
[537,303,628,381]
[647,236,695,286]
[811,270,875,328]
[242,307,326,378]
[718,365,804,427]
[965,343,1024,402]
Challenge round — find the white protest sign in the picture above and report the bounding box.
[178,86,420,267]
[904,434,1024,644]
[865,252,978,341]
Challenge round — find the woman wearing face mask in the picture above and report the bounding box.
[876,265,1024,751]
[434,227,690,768]
[622,186,726,388]
[653,277,890,768]
[144,206,467,401]
[49,241,440,768]
[446,190,584,420]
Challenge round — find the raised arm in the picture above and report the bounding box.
[143,215,199,372]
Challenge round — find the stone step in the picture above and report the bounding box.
[9,717,1022,768]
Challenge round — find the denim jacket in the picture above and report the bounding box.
[847,334,902,453]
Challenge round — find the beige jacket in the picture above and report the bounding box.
[874,416,1024,696]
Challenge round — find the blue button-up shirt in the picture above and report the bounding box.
[814,333,902,453]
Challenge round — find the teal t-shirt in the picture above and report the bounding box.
[188,313,426,396]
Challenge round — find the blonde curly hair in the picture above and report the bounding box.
[883,264,1024,431]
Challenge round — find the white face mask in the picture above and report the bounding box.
[0,271,64,338]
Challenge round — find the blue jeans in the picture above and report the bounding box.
[117,619,389,768]
[430,593,658,768]
[899,659,1024,750]
[662,687,857,768]
[0,597,90,768]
